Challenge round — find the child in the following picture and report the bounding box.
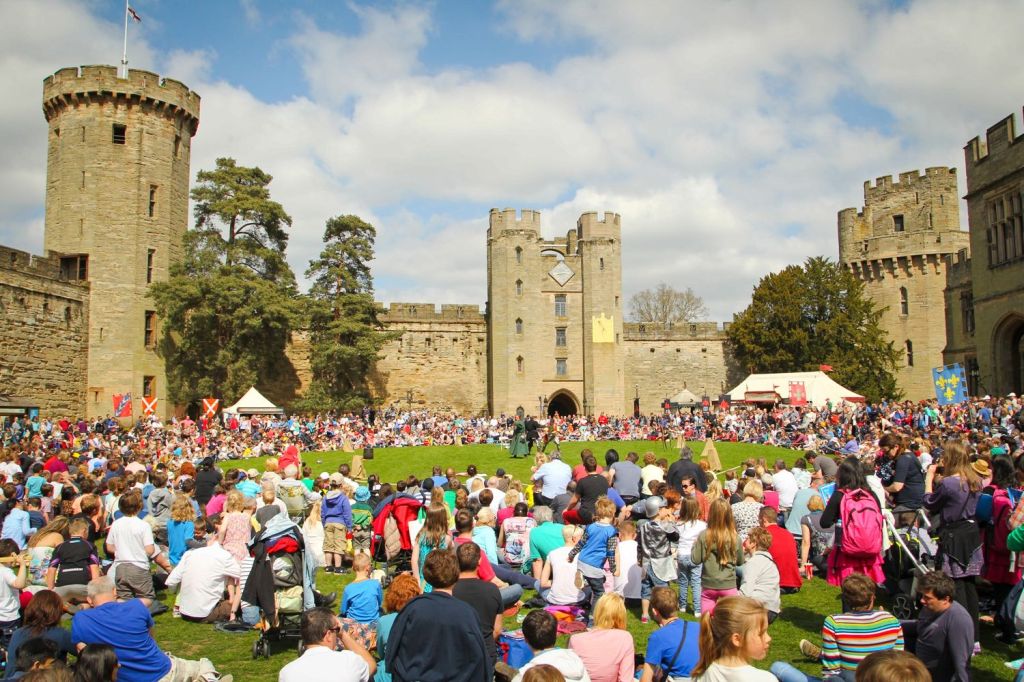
[145,471,174,543]
[855,650,930,682]
[567,497,619,623]
[216,490,251,564]
[677,496,707,616]
[739,527,781,623]
[411,505,453,592]
[165,496,196,566]
[2,497,37,549]
[610,520,641,601]
[25,498,45,530]
[339,553,383,651]
[691,498,744,615]
[0,539,30,636]
[39,484,55,523]
[638,493,680,624]
[45,517,100,606]
[302,499,325,571]
[472,507,500,565]
[350,486,374,557]
[691,595,775,681]
[321,475,352,574]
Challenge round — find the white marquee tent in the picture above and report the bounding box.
[726,371,864,405]
[670,388,700,406]
[223,386,285,415]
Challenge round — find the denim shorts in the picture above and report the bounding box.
[640,566,669,599]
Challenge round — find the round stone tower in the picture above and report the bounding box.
[41,65,200,418]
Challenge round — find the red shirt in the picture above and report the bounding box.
[765,524,802,589]
[454,536,494,581]
[43,456,68,474]
[571,464,604,482]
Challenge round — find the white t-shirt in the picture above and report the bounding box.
[676,520,708,557]
[546,546,586,605]
[610,539,642,600]
[0,566,20,622]
[694,662,776,682]
[772,470,799,509]
[278,645,369,682]
[106,515,154,570]
[165,544,241,619]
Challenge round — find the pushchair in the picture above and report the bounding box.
[881,516,935,620]
[245,516,309,659]
[370,494,423,586]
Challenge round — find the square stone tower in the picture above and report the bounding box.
[486,208,624,416]
[838,167,969,399]
[42,66,200,418]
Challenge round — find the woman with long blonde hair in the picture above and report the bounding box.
[924,440,983,649]
[691,498,743,615]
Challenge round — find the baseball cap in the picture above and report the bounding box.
[329,472,344,485]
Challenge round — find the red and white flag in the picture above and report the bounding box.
[142,396,158,416]
[128,6,142,22]
[112,393,133,418]
[202,398,220,420]
[789,381,807,406]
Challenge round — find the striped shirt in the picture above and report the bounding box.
[821,609,904,676]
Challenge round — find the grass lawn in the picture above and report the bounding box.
[149,441,1016,680]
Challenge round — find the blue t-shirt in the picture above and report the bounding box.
[645,619,701,677]
[71,599,171,682]
[25,477,45,499]
[341,578,383,624]
[165,520,195,566]
[374,612,399,682]
[5,625,74,678]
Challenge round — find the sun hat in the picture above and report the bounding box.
[355,486,371,502]
[971,459,991,477]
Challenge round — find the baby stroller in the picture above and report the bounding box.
[881,516,935,620]
[245,516,308,659]
[370,494,423,585]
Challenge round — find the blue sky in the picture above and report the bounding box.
[1,0,1021,319]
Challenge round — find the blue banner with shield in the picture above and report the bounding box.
[932,363,968,405]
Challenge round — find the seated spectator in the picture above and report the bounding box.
[798,495,833,578]
[569,593,635,682]
[9,637,63,679]
[278,607,374,682]
[2,497,37,549]
[691,595,775,682]
[165,497,196,567]
[453,542,503,672]
[637,586,700,682]
[71,576,232,682]
[758,506,801,593]
[385,549,492,682]
[473,508,500,565]
[453,509,524,608]
[854,650,929,682]
[72,643,120,682]
[740,528,780,623]
[339,554,383,651]
[374,574,421,682]
[912,571,972,682]
[498,502,536,568]
[540,525,588,606]
[5,591,75,677]
[45,518,99,607]
[511,610,590,682]
[771,574,903,682]
[164,535,241,623]
[524,506,564,582]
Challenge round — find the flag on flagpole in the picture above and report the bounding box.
[128,6,142,22]
[819,364,833,372]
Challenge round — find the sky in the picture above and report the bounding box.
[1,0,1022,321]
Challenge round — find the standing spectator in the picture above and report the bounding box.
[1,497,36,549]
[105,490,170,601]
[913,571,973,682]
[322,474,353,574]
[637,494,679,624]
[819,458,884,588]
[412,506,453,593]
[569,593,635,682]
[676,497,707,616]
[216,491,252,565]
[983,456,1022,643]
[922,441,982,651]
[277,607,374,682]
[339,554,383,651]
[691,499,744,615]
[882,434,924,516]
[568,498,619,623]
[193,457,222,508]
[385,549,491,682]
[771,574,903,682]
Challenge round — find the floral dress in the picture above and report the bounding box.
[218,512,252,564]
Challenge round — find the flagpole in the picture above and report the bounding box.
[121,0,130,78]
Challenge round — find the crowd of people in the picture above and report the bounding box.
[0,394,1019,681]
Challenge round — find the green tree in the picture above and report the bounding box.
[190,157,293,282]
[300,215,397,410]
[727,256,901,402]
[150,158,300,406]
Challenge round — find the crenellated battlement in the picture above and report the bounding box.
[488,208,541,236]
[964,108,1024,195]
[379,302,486,323]
[863,167,956,203]
[577,211,621,239]
[945,249,973,288]
[42,65,200,134]
[623,321,730,340]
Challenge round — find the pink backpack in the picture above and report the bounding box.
[839,488,883,559]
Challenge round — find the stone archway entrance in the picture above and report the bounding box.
[547,391,579,417]
[993,314,1024,396]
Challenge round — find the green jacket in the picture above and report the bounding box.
[1007,524,1024,552]
[691,531,745,590]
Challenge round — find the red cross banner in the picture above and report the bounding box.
[789,381,807,406]
[202,398,220,419]
[112,393,133,418]
[142,396,158,415]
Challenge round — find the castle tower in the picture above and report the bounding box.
[837,167,969,399]
[42,66,200,418]
[486,208,624,416]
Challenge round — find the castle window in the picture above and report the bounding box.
[556,358,567,376]
[893,215,904,232]
[80,126,86,142]
[899,287,908,316]
[599,257,604,271]
[555,327,566,347]
[615,296,619,307]
[409,306,417,315]
[146,249,155,283]
[515,280,523,296]
[64,307,72,325]
[516,356,524,373]
[689,323,697,335]
[143,376,156,397]
[425,337,432,348]
[515,247,523,264]
[144,311,157,347]
[112,124,127,145]
[905,339,914,367]
[80,171,85,189]
[148,185,158,217]
[54,128,59,138]
[515,318,523,334]
[59,255,87,282]
[961,291,975,334]
[174,134,181,158]
[554,294,566,317]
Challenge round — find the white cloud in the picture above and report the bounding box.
[1,0,1020,324]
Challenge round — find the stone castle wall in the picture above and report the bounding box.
[0,246,89,415]
[838,167,970,399]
